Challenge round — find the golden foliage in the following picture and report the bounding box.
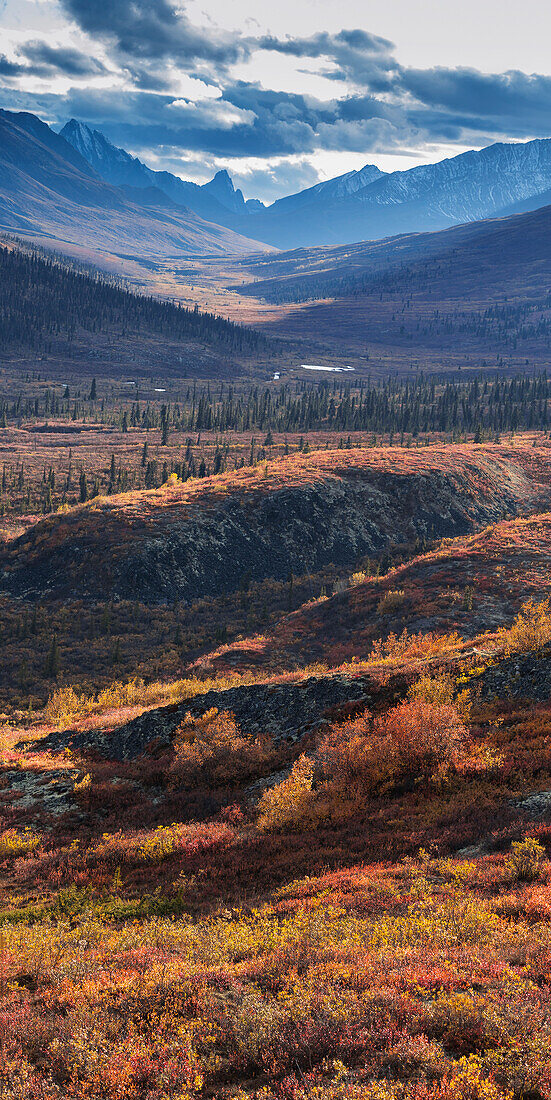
[169,708,274,788]
[0,828,41,859]
[498,597,551,656]
[257,754,315,832]
[506,837,546,882]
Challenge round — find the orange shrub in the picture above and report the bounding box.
[374,699,469,779]
[169,707,276,789]
[319,699,469,805]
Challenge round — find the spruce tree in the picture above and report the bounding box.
[43,635,60,679]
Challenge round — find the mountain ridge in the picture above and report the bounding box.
[59,116,551,249]
[60,118,265,224]
[0,109,266,260]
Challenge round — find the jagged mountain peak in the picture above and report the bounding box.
[61,117,264,220]
[203,168,247,213]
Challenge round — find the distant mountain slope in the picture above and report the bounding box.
[265,163,385,215]
[0,110,265,259]
[60,119,264,223]
[236,139,551,248]
[238,200,551,305]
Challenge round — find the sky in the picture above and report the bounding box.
[1,0,551,202]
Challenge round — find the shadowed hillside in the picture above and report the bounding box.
[205,510,551,672]
[0,242,269,373]
[2,443,551,604]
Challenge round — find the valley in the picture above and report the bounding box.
[5,92,551,1100]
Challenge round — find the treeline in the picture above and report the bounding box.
[5,372,551,436]
[0,246,267,354]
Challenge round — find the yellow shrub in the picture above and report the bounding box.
[349,571,366,586]
[257,755,315,832]
[408,673,455,706]
[506,837,546,881]
[0,828,41,858]
[498,597,551,655]
[444,1055,513,1100]
[44,685,82,726]
[169,708,274,788]
[409,673,471,722]
[138,824,183,863]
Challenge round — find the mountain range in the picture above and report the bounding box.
[0,109,265,261]
[5,105,551,292]
[61,118,551,249]
[59,118,265,225]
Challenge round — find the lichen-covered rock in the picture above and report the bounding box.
[40,673,372,761]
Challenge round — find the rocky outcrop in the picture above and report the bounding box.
[477,648,551,704]
[39,673,372,761]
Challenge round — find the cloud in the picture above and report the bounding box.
[0,55,25,76]
[4,2,551,202]
[401,68,551,135]
[59,0,247,70]
[21,41,108,76]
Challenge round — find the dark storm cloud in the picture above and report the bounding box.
[0,55,25,76]
[59,0,246,67]
[21,42,108,76]
[402,68,551,133]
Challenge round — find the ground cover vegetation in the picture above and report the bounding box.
[4,430,551,1097]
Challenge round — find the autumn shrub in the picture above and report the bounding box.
[259,700,471,831]
[498,597,551,655]
[169,707,275,789]
[408,674,455,707]
[409,674,471,722]
[44,675,214,727]
[377,589,406,615]
[375,700,468,780]
[319,700,469,811]
[349,571,367,586]
[257,755,315,831]
[439,1056,513,1100]
[425,992,499,1055]
[368,628,463,663]
[506,837,546,882]
[44,685,81,725]
[0,828,41,859]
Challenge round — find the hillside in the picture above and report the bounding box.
[2,444,551,604]
[0,242,268,376]
[5,437,551,1097]
[206,509,551,672]
[222,201,551,372]
[239,202,551,305]
[0,110,264,261]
